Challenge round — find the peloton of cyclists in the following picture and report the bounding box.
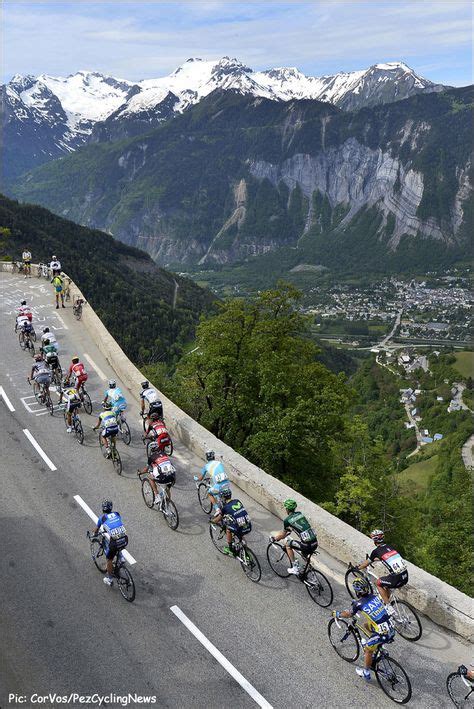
[194,450,231,511]
[91,499,128,586]
[270,499,319,575]
[211,488,252,557]
[354,530,408,613]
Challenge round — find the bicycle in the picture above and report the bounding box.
[142,430,173,458]
[209,521,261,582]
[87,531,135,602]
[19,328,35,356]
[345,562,422,642]
[63,405,84,444]
[37,263,50,279]
[28,377,54,415]
[12,261,24,274]
[138,469,179,530]
[45,354,62,387]
[195,475,213,514]
[328,615,412,704]
[115,409,131,445]
[73,297,85,320]
[446,665,474,707]
[76,385,93,414]
[266,540,333,607]
[98,431,122,475]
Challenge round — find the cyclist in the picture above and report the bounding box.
[140,380,163,420]
[30,354,52,398]
[143,414,172,452]
[16,312,32,335]
[138,442,176,504]
[51,272,65,309]
[50,255,61,276]
[333,577,395,682]
[93,402,119,456]
[16,301,33,330]
[41,327,59,352]
[103,379,127,419]
[193,450,230,511]
[270,499,318,575]
[65,355,88,394]
[41,339,61,375]
[22,248,32,277]
[59,382,82,433]
[355,530,408,610]
[91,499,128,586]
[211,488,252,556]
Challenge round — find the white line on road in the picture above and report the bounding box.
[0,385,15,412]
[73,495,136,565]
[23,429,57,471]
[55,312,68,329]
[84,353,107,381]
[170,605,273,709]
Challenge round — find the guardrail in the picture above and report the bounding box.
[2,260,473,640]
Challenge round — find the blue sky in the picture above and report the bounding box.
[3,0,472,85]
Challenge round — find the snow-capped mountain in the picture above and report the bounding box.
[2,58,447,182]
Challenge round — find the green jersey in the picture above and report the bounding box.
[284,511,317,544]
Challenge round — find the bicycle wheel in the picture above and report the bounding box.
[162,499,179,530]
[33,382,43,405]
[209,523,228,554]
[74,306,82,321]
[120,419,131,445]
[327,618,360,662]
[391,600,422,642]
[240,546,261,583]
[345,567,373,598]
[90,539,107,573]
[28,340,36,357]
[305,568,333,607]
[447,672,474,707]
[116,564,135,602]
[164,441,174,456]
[141,478,155,508]
[82,390,92,415]
[111,445,122,475]
[266,542,291,578]
[52,368,62,388]
[198,482,212,514]
[74,417,84,444]
[45,391,54,416]
[375,655,412,704]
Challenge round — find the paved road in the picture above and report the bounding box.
[0,272,470,709]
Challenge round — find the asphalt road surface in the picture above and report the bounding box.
[0,272,470,709]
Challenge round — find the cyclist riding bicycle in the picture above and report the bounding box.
[211,488,252,557]
[139,442,176,504]
[194,450,231,511]
[355,530,408,610]
[65,355,88,394]
[333,577,395,682]
[140,380,163,420]
[17,313,33,335]
[59,382,82,433]
[91,499,128,586]
[30,354,52,396]
[93,402,119,456]
[143,415,171,452]
[103,379,127,418]
[41,327,59,352]
[41,339,61,374]
[270,499,318,576]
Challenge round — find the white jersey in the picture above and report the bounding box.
[41,332,57,345]
[17,315,30,329]
[50,260,61,271]
[22,251,32,261]
[141,387,160,404]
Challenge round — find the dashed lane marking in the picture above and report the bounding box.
[0,385,15,412]
[73,495,136,566]
[23,429,57,471]
[83,353,107,381]
[170,605,273,709]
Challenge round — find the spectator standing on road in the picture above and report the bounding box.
[50,255,61,276]
[51,272,65,309]
[22,248,32,278]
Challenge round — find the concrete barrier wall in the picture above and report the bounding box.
[3,261,473,640]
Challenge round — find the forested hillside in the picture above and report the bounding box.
[0,194,214,363]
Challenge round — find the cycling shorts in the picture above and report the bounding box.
[66,399,81,413]
[74,374,88,387]
[151,470,176,486]
[364,627,395,649]
[104,535,128,560]
[35,373,52,386]
[226,521,251,538]
[55,286,63,293]
[102,425,119,438]
[288,538,318,557]
[377,570,408,589]
[208,481,230,497]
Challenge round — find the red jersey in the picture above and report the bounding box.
[69,362,86,377]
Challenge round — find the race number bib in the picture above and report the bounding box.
[110,525,126,539]
[377,622,391,635]
[300,530,313,542]
[214,472,227,483]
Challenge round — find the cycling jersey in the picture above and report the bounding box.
[104,387,127,412]
[201,460,228,486]
[41,332,58,346]
[99,410,118,429]
[63,387,80,401]
[370,544,407,575]
[351,594,395,644]
[220,499,252,537]
[50,260,61,272]
[43,343,59,357]
[32,361,50,378]
[141,386,160,404]
[283,511,317,545]
[149,454,176,485]
[97,511,128,559]
[17,316,31,331]
[22,251,32,262]
[69,362,86,378]
[52,276,63,292]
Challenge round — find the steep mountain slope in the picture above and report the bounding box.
[2,58,447,182]
[10,85,473,273]
[0,194,214,362]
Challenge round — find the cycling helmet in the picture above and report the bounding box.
[148,442,160,456]
[34,353,42,361]
[21,300,26,306]
[370,529,385,545]
[220,488,232,502]
[72,356,79,363]
[205,450,215,461]
[284,499,297,512]
[102,499,113,514]
[352,577,370,598]
[43,327,50,334]
[108,379,116,388]
[43,339,50,346]
[141,380,149,389]
[102,401,112,410]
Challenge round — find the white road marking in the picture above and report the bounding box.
[83,353,107,381]
[73,495,136,565]
[55,312,68,329]
[23,429,57,471]
[170,605,273,709]
[0,385,15,412]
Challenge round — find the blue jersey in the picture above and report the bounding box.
[221,499,251,536]
[351,594,393,637]
[104,387,127,411]
[97,511,127,541]
[201,460,228,485]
